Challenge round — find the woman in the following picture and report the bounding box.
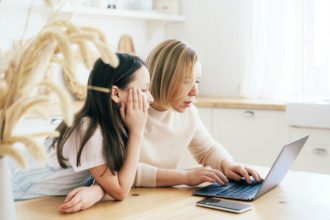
[12,54,153,203]
[59,40,261,212]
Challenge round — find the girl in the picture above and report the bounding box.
[60,40,262,212]
[12,53,153,207]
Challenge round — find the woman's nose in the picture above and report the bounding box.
[188,83,198,97]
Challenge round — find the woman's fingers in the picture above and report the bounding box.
[202,176,216,183]
[214,169,229,184]
[200,167,228,185]
[205,171,226,185]
[233,166,251,183]
[227,170,242,181]
[245,167,262,182]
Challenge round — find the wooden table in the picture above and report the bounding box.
[16,170,330,220]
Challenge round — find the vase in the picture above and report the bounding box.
[0,156,16,220]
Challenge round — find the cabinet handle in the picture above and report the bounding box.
[312,148,328,156]
[242,110,255,118]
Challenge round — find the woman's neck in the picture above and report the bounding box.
[150,103,168,111]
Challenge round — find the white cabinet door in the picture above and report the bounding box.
[290,127,330,174]
[212,109,289,167]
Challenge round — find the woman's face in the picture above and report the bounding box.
[171,61,202,113]
[116,65,154,107]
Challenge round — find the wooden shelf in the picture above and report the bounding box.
[58,6,185,22]
[14,1,185,22]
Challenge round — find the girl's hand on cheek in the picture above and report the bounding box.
[120,88,148,136]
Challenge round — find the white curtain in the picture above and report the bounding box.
[301,0,330,98]
[239,0,306,99]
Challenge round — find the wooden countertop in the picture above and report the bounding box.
[30,97,285,118]
[195,97,286,111]
[15,167,330,220]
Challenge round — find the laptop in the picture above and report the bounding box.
[193,136,309,201]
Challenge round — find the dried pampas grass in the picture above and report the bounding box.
[0,19,118,168]
[45,19,119,100]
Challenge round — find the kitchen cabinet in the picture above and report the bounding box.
[178,107,289,169]
[194,105,330,175]
[188,107,289,168]
[289,127,330,174]
[178,106,290,169]
[211,108,289,167]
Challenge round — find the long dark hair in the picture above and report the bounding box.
[52,53,145,174]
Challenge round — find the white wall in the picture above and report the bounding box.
[1,0,253,98]
[0,0,166,94]
[166,0,252,97]
[0,0,165,59]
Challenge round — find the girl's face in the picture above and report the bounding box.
[112,65,154,107]
[171,61,202,113]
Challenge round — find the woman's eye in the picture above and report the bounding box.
[141,89,148,93]
[195,80,201,84]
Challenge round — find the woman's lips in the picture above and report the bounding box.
[183,101,192,107]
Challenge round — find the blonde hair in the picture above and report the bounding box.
[146,39,198,109]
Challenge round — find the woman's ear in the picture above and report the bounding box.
[111,86,121,103]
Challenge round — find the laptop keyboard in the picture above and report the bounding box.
[193,178,263,200]
[217,184,260,197]
[216,182,261,198]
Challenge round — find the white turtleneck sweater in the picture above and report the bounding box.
[134,105,233,187]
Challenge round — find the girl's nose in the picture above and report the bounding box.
[147,91,154,103]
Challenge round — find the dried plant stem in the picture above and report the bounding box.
[0,19,118,169]
[38,81,73,126]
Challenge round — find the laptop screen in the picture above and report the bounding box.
[255,136,309,199]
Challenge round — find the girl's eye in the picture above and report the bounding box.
[141,89,148,93]
[195,80,201,84]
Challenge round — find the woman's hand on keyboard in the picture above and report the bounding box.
[184,166,229,186]
[220,159,262,184]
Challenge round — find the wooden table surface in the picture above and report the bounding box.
[15,169,330,220]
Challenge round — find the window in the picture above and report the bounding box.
[301,0,330,97]
[240,0,330,100]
